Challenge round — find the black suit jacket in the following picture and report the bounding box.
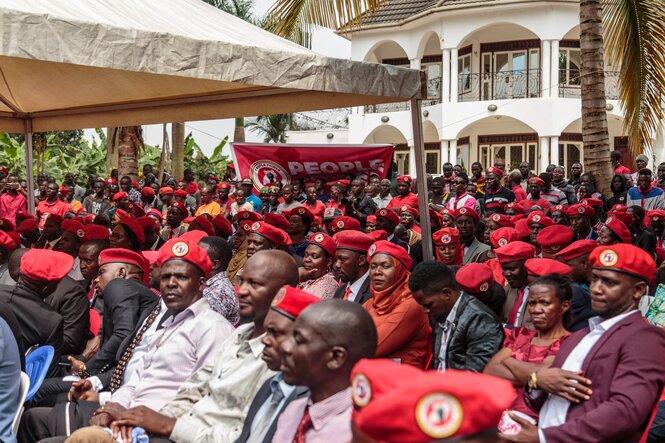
[0,300,25,369]
[234,375,309,443]
[46,276,91,355]
[332,274,372,305]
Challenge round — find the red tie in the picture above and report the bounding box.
[508,287,526,326]
[292,408,312,443]
[343,286,352,301]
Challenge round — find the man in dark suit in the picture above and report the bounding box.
[332,230,374,305]
[235,286,318,443]
[374,208,409,252]
[504,244,665,443]
[46,276,90,356]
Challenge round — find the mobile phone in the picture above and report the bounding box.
[57,362,72,368]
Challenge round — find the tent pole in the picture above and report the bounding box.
[410,98,433,261]
[24,119,36,215]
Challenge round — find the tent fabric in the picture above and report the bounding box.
[0,0,423,132]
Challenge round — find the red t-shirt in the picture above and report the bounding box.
[303,200,326,219]
[615,165,631,175]
[519,198,551,212]
[512,185,527,203]
[36,198,71,228]
[387,193,419,209]
[0,192,27,223]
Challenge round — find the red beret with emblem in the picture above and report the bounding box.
[157,238,213,278]
[396,175,413,184]
[61,219,86,242]
[486,166,503,176]
[505,202,525,214]
[169,201,188,218]
[488,213,514,228]
[555,239,599,262]
[17,218,39,234]
[580,198,603,209]
[250,221,292,247]
[237,210,262,223]
[551,204,568,214]
[525,258,572,277]
[527,177,545,187]
[354,370,514,442]
[367,240,412,270]
[99,248,148,271]
[331,216,361,233]
[399,205,419,218]
[334,230,375,253]
[456,263,494,294]
[367,230,388,241]
[217,182,232,191]
[189,215,215,236]
[490,227,523,249]
[589,244,655,281]
[83,224,110,242]
[112,191,128,202]
[648,210,665,222]
[212,215,233,236]
[309,232,336,257]
[526,210,554,227]
[428,209,443,227]
[21,249,73,282]
[174,189,188,198]
[117,215,146,245]
[105,178,117,185]
[350,359,423,413]
[0,217,14,232]
[147,209,163,223]
[45,213,64,226]
[536,225,574,254]
[158,187,173,196]
[375,208,400,226]
[287,206,314,223]
[59,185,69,195]
[440,208,455,219]
[433,227,460,246]
[270,285,320,320]
[0,230,18,252]
[567,203,595,217]
[603,216,633,244]
[238,219,254,234]
[454,207,479,223]
[494,241,536,263]
[263,212,290,231]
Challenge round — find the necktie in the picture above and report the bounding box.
[246,384,286,443]
[507,287,527,326]
[291,407,313,443]
[109,304,161,391]
[342,286,352,301]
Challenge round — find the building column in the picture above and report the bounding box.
[442,49,451,103]
[550,40,560,99]
[450,49,459,103]
[449,139,458,165]
[550,136,560,167]
[441,140,449,164]
[541,40,551,98]
[408,145,417,176]
[539,136,549,172]
[410,58,421,70]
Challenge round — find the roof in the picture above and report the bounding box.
[360,0,439,25]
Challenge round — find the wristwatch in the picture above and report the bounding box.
[528,371,538,390]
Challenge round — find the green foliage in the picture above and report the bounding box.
[246,114,300,143]
[182,132,231,179]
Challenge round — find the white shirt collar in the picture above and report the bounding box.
[588,309,637,333]
[348,271,369,296]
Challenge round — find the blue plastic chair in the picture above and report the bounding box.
[25,345,54,401]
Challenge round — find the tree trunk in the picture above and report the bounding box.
[172,122,185,180]
[106,127,119,175]
[114,126,143,180]
[579,0,612,196]
[234,117,245,143]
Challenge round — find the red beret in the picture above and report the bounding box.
[555,239,598,262]
[375,208,400,225]
[21,249,73,281]
[174,189,188,198]
[189,215,215,236]
[396,175,413,184]
[250,221,292,247]
[157,238,213,278]
[238,219,254,234]
[158,187,173,196]
[336,179,351,188]
[287,206,314,223]
[141,250,160,266]
[105,178,117,185]
[490,227,523,249]
[611,203,627,212]
[59,185,69,194]
[179,230,208,244]
[131,180,140,189]
[368,240,412,270]
[112,191,128,202]
[118,215,146,245]
[61,219,86,242]
[141,187,155,197]
[440,208,456,219]
[399,205,419,218]
[0,218,15,231]
[603,216,632,244]
[527,210,554,227]
[331,216,361,233]
[495,241,536,263]
[428,209,443,227]
[350,359,423,412]
[527,177,545,187]
[83,224,110,242]
[45,214,64,226]
[589,244,655,281]
[487,213,514,228]
[237,210,262,223]
[136,216,159,233]
[433,227,460,246]
[147,209,163,223]
[270,285,320,320]
[217,182,232,190]
[579,198,603,208]
[366,215,376,224]
[567,204,595,217]
[308,232,336,257]
[456,263,493,294]
[611,209,633,226]
[15,212,35,224]
[514,218,530,238]
[648,210,665,222]
[354,370,514,442]
[129,203,145,217]
[333,230,374,253]
[486,166,503,176]
[0,231,18,252]
[536,225,574,254]
[99,248,147,271]
[170,201,188,217]
[212,215,233,236]
[455,207,479,222]
[6,231,19,246]
[263,212,290,231]
[505,202,525,214]
[551,204,568,214]
[226,163,235,169]
[525,258,572,277]
[17,218,39,234]
[367,230,388,241]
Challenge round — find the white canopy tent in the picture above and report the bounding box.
[0,0,433,258]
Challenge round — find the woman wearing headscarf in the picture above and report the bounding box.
[363,241,431,368]
[433,227,463,266]
[604,174,628,211]
[297,233,339,300]
[227,219,252,285]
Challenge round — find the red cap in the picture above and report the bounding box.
[158,187,173,196]
[174,189,188,198]
[147,209,163,223]
[238,219,254,234]
[0,231,18,252]
[367,240,412,269]
[333,230,374,253]
[487,213,514,228]
[308,232,336,257]
[136,216,159,233]
[611,210,634,226]
[45,213,64,226]
[129,203,145,217]
[20,249,73,282]
[399,205,419,218]
[603,216,632,244]
[579,198,603,209]
[112,191,128,202]
[337,179,351,188]
[287,206,314,223]
[536,225,574,254]
[527,177,545,186]
[61,219,86,242]
[141,187,155,197]
[250,221,292,247]
[375,208,400,225]
[354,370,514,442]
[455,207,479,222]
[495,241,536,263]
[170,201,188,217]
[456,263,493,294]
[237,210,262,223]
[118,216,146,245]
[83,224,110,242]
[17,218,39,234]
[567,204,595,217]
[367,230,388,241]
[505,202,525,214]
[331,216,361,233]
[611,203,628,212]
[217,182,232,190]
[589,244,655,281]
[270,285,320,320]
[433,227,460,246]
[157,238,213,278]
[486,166,503,176]
[525,258,572,277]
[490,227,523,249]
[212,215,233,236]
[350,359,423,412]
[555,239,598,262]
[396,175,413,184]
[99,248,148,270]
[226,163,235,170]
[189,215,215,236]
[264,213,290,231]
[527,210,554,227]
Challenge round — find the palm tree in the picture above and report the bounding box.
[110,126,144,179]
[246,114,299,142]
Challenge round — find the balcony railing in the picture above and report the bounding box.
[558,70,620,100]
[458,69,541,102]
[364,78,441,113]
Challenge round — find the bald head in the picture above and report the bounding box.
[8,248,29,282]
[251,249,299,287]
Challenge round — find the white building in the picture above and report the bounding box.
[288,0,665,176]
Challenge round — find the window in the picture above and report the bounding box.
[559,49,581,86]
[425,151,440,174]
[395,152,410,176]
[423,62,442,99]
[558,143,582,173]
[458,54,472,93]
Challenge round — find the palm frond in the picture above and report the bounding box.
[603,0,665,155]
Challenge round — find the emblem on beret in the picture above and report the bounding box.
[337,221,345,229]
[401,205,408,212]
[606,216,614,224]
[368,244,377,256]
[479,282,489,292]
[554,205,562,211]
[491,214,501,222]
[76,229,85,238]
[578,206,585,214]
[240,212,249,219]
[171,241,189,257]
[551,245,561,251]
[271,287,286,306]
[0,220,3,225]
[314,233,325,243]
[498,238,508,247]
[251,221,261,231]
[379,209,387,217]
[507,202,515,208]
[351,373,372,408]
[242,223,252,232]
[459,208,467,214]
[298,208,305,215]
[654,216,661,221]
[532,215,541,223]
[599,249,619,267]
[416,393,463,439]
[442,235,451,244]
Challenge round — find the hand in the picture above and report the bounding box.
[68,356,85,374]
[69,379,93,400]
[110,423,135,443]
[535,368,592,403]
[79,391,100,402]
[82,336,101,360]
[499,411,540,442]
[89,412,113,427]
[113,406,176,437]
[298,267,319,281]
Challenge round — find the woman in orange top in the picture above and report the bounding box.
[363,240,431,368]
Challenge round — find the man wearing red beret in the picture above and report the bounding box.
[495,241,536,328]
[119,176,142,207]
[35,213,64,250]
[521,177,552,212]
[161,202,188,241]
[247,222,292,260]
[332,230,374,305]
[374,208,410,252]
[55,219,88,280]
[568,203,598,241]
[506,244,665,443]
[386,176,419,210]
[284,207,313,257]
[455,262,507,318]
[479,167,515,215]
[301,185,326,220]
[455,207,490,264]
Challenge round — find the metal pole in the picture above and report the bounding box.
[410,98,433,261]
[24,119,36,215]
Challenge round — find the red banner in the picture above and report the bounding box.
[230,143,394,190]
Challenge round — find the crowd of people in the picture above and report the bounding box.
[0,149,664,443]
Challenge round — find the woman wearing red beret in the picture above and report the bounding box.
[297,233,339,300]
[363,241,431,368]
